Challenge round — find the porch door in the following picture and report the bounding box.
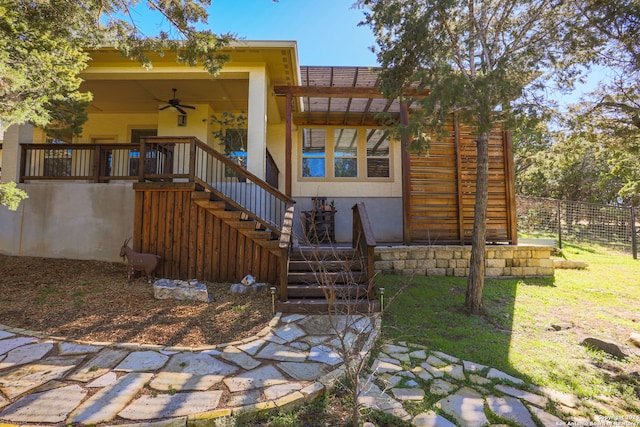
[130,129,157,176]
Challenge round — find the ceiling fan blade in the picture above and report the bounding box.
[158,105,170,111]
[179,104,196,110]
[176,106,187,115]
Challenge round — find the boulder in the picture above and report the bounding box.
[581,337,630,359]
[230,282,267,294]
[153,279,210,302]
[629,333,640,348]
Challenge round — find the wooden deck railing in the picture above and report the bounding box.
[352,202,377,299]
[19,137,294,234]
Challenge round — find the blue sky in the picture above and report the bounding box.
[207,0,377,66]
[136,1,603,103]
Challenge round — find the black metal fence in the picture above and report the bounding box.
[516,196,639,259]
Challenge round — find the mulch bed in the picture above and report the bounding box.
[0,254,273,347]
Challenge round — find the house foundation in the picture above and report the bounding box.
[374,245,554,278]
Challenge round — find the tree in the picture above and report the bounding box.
[359,0,587,312]
[0,0,235,134]
[0,182,28,211]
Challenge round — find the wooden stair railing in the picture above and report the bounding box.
[352,202,377,300]
[276,202,379,314]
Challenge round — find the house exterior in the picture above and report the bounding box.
[0,41,531,311]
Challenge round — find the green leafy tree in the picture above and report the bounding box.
[0,0,236,133]
[0,182,28,211]
[360,0,588,312]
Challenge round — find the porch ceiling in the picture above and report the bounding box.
[80,43,299,117]
[81,79,249,114]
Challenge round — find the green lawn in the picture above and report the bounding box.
[378,243,640,412]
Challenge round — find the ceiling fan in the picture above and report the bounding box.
[157,88,195,115]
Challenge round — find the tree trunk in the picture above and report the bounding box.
[466,130,490,313]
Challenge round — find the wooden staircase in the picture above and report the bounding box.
[276,245,380,314]
[191,191,280,253]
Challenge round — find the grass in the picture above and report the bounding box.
[379,242,640,412]
[237,243,639,425]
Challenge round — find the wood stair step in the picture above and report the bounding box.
[290,247,359,261]
[241,230,273,240]
[210,210,243,220]
[194,200,227,210]
[226,221,258,229]
[275,298,380,314]
[286,284,370,299]
[288,259,363,272]
[287,271,368,285]
[191,191,213,200]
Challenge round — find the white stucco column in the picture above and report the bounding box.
[247,66,268,179]
[1,124,34,183]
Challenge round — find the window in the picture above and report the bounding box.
[302,128,326,177]
[366,129,390,178]
[334,129,358,178]
[129,129,158,176]
[223,129,248,168]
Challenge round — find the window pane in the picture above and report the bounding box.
[366,129,390,157]
[334,129,357,157]
[335,158,357,178]
[303,158,326,177]
[367,158,390,178]
[303,129,326,155]
[302,128,326,177]
[367,129,390,178]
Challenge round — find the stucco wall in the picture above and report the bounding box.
[293,197,403,244]
[0,182,134,262]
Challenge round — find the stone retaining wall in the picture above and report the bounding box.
[374,245,554,278]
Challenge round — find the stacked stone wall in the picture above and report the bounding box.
[374,245,554,278]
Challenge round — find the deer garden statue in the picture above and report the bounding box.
[119,238,161,283]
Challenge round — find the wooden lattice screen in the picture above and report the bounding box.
[408,118,517,244]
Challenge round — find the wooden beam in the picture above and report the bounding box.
[285,92,292,197]
[504,130,518,245]
[454,114,465,244]
[400,101,411,246]
[291,112,399,127]
[274,85,430,99]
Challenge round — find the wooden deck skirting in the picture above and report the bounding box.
[132,183,281,284]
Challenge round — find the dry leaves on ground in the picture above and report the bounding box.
[0,254,273,347]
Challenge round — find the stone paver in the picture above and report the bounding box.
[391,387,425,401]
[69,348,130,382]
[0,355,83,399]
[68,372,153,425]
[0,384,86,423]
[220,346,261,370]
[486,367,525,384]
[413,410,457,427]
[437,387,488,427]
[308,344,342,366]
[223,365,288,392]
[0,337,37,355]
[58,341,101,355]
[256,342,308,362]
[277,361,327,380]
[0,315,607,427]
[0,342,53,369]
[150,353,237,391]
[495,384,548,407]
[118,391,223,419]
[486,395,537,427]
[115,350,169,372]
